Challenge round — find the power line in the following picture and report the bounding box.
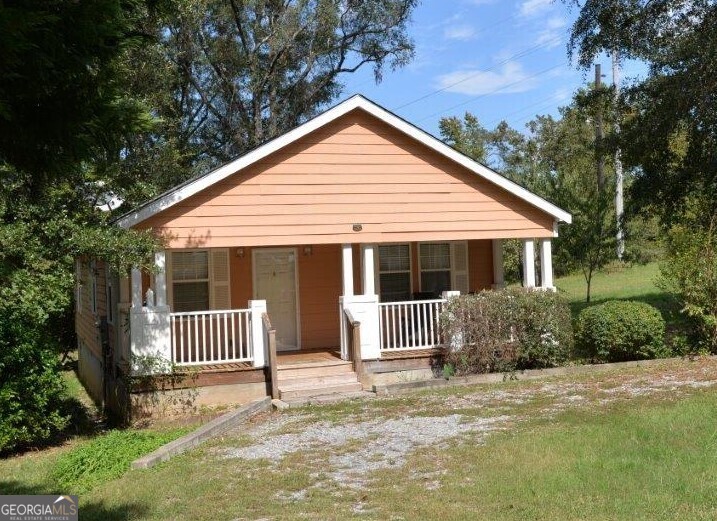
[414,61,568,123]
[394,35,565,111]
[483,91,573,128]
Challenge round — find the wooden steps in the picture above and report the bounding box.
[277,358,362,401]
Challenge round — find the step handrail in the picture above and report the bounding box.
[262,312,279,399]
[343,308,363,377]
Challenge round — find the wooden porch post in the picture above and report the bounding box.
[522,239,536,288]
[492,239,505,289]
[342,243,354,297]
[540,239,555,291]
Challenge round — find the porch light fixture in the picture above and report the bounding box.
[303,245,313,256]
[353,224,363,232]
[236,247,245,258]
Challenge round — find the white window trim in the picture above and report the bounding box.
[167,249,211,312]
[418,241,469,293]
[376,242,413,302]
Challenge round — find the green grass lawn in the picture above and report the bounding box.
[3,358,717,520]
[555,262,684,330]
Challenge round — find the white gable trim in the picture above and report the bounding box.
[116,95,571,228]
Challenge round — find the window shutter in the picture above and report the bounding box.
[210,249,231,310]
[451,242,469,294]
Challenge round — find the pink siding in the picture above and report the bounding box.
[139,109,555,248]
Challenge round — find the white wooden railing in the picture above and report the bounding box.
[378,298,446,352]
[170,309,253,366]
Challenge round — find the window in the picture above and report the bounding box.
[378,244,411,302]
[419,243,452,297]
[171,251,210,312]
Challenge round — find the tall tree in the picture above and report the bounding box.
[566,0,717,225]
[117,0,418,202]
[0,0,158,451]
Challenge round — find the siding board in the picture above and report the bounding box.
[139,109,555,247]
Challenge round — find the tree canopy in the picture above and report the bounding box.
[115,0,418,204]
[567,0,717,224]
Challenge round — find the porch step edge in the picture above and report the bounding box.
[277,359,351,370]
[279,373,359,391]
[278,364,355,378]
[280,382,363,401]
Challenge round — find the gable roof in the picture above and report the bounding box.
[115,95,571,229]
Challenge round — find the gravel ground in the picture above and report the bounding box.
[217,358,717,493]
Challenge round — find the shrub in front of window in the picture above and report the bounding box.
[576,300,667,363]
[440,288,573,375]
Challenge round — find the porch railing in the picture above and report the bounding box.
[378,298,446,352]
[170,309,253,366]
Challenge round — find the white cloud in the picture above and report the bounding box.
[435,62,538,96]
[519,0,553,17]
[535,16,567,47]
[443,24,478,41]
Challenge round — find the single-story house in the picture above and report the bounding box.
[74,95,571,419]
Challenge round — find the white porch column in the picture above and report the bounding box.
[131,268,143,308]
[522,239,536,288]
[155,251,167,307]
[492,239,505,289]
[540,239,555,291]
[362,244,375,295]
[249,299,267,367]
[342,243,354,297]
[340,295,380,361]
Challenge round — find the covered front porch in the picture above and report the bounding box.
[127,237,555,378]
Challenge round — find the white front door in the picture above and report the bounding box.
[253,249,299,351]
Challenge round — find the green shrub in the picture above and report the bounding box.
[659,223,717,352]
[51,428,189,493]
[441,288,573,375]
[0,270,72,453]
[576,300,666,362]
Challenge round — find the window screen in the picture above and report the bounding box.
[420,243,452,297]
[171,251,210,312]
[378,244,411,302]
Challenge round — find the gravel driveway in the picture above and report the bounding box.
[217,357,717,493]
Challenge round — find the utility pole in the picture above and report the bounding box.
[612,51,625,259]
[594,63,606,193]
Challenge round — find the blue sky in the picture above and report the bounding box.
[341,0,645,138]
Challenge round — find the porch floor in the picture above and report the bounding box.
[275,347,445,366]
[182,361,254,373]
[380,347,444,360]
[277,348,342,367]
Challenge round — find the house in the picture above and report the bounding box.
[74,95,571,418]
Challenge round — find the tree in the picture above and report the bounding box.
[566,0,717,225]
[115,0,418,201]
[0,0,158,451]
